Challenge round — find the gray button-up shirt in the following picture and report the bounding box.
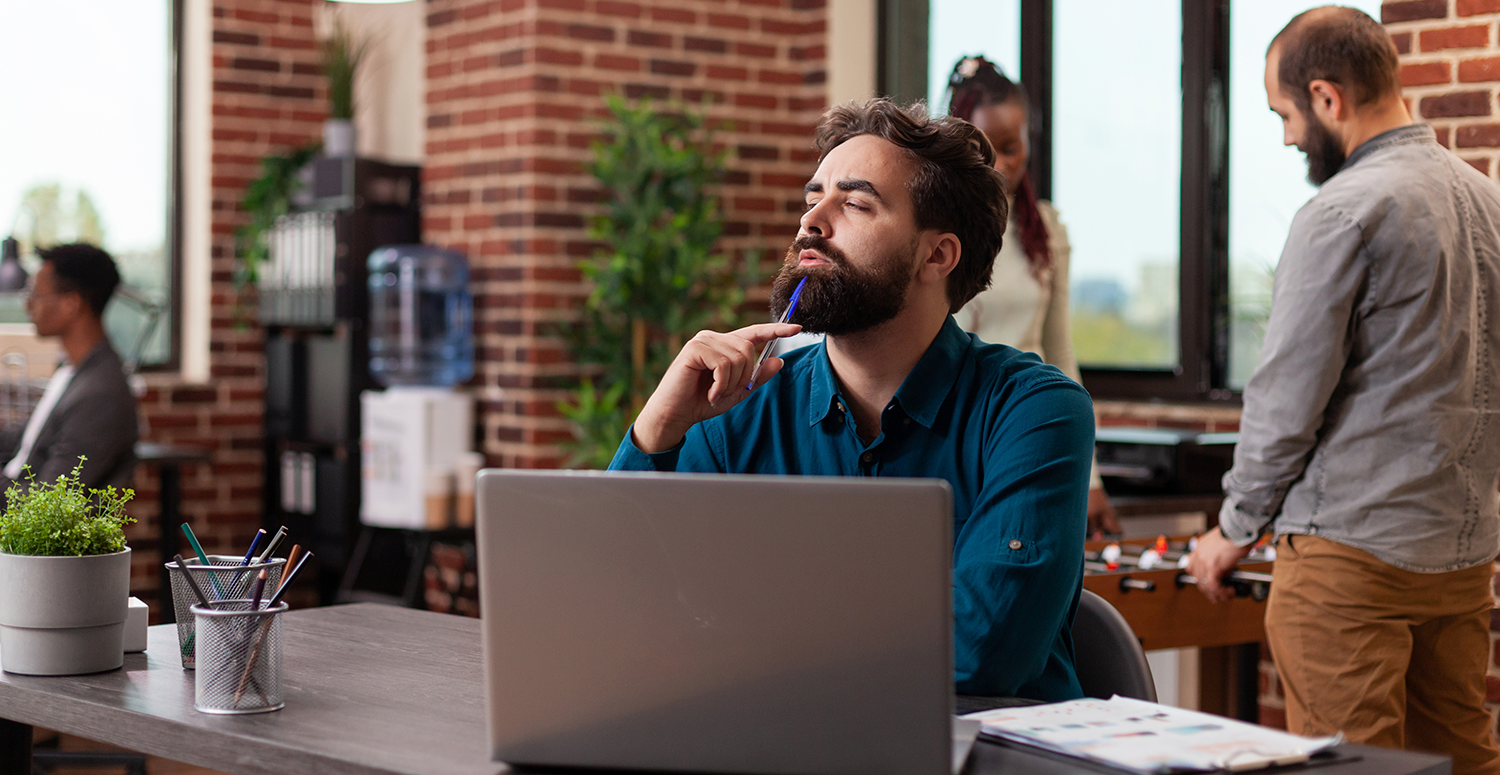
[1221,124,1500,573]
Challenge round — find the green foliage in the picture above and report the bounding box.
[236,144,321,287]
[559,97,760,466]
[557,378,628,469]
[321,16,369,120]
[0,458,135,557]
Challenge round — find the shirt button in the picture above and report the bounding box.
[861,452,873,464]
[836,401,846,413]
[902,417,911,425]
[1008,539,1023,551]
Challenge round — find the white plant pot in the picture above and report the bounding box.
[0,548,131,675]
[323,119,357,158]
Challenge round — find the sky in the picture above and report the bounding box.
[0,0,170,255]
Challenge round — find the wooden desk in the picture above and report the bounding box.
[0,604,1450,775]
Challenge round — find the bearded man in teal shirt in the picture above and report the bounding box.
[609,98,1092,701]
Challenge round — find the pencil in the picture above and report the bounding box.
[276,544,302,595]
[239,529,266,566]
[235,552,312,704]
[255,526,287,564]
[180,523,226,599]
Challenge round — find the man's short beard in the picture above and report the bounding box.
[1301,109,1347,186]
[769,234,915,336]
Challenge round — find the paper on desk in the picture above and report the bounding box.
[964,696,1342,774]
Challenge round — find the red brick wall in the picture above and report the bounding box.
[1387,0,1500,179]
[125,0,323,616]
[422,0,828,468]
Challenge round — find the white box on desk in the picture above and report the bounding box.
[360,387,473,529]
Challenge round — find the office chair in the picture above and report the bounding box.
[1072,588,1157,702]
[955,589,1156,714]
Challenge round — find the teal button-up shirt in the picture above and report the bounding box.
[609,317,1091,701]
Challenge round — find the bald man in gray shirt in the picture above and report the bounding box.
[1187,9,1500,773]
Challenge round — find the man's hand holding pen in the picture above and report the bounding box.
[631,322,802,454]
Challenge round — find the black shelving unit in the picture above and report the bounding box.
[259,156,420,604]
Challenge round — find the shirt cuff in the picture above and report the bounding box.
[1217,498,1270,547]
[607,424,684,472]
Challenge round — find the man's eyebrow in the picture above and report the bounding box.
[803,179,885,202]
[836,179,883,202]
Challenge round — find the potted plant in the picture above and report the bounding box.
[0,459,135,675]
[559,96,760,467]
[320,15,369,157]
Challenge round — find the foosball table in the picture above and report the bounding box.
[1083,535,1275,651]
[1082,534,1276,721]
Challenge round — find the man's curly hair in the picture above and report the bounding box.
[814,97,1009,312]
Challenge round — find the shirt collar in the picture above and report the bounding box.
[892,316,971,429]
[1343,124,1435,171]
[805,316,973,429]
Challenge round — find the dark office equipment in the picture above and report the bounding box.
[1095,427,1237,496]
[258,157,420,604]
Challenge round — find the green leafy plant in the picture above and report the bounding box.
[236,144,320,287]
[0,458,135,557]
[559,96,762,467]
[321,16,369,121]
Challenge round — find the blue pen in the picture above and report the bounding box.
[746,276,807,390]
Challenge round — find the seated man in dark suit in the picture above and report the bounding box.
[0,243,139,490]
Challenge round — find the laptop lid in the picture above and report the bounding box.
[476,470,955,775]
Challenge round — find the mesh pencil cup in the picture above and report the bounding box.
[192,599,287,715]
[165,555,285,668]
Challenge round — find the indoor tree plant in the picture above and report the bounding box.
[559,97,760,468]
[0,458,135,675]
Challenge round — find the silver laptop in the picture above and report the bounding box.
[475,469,979,775]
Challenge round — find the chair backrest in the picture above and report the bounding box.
[1071,589,1157,702]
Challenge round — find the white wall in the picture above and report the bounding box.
[325,2,427,165]
[180,0,212,383]
[827,0,878,107]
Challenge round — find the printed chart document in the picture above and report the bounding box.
[965,696,1342,773]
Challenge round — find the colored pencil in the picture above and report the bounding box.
[239,529,266,566]
[180,523,226,599]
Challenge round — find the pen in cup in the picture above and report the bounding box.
[746,276,807,391]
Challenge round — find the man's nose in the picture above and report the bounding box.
[799,200,830,237]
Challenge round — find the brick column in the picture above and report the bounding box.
[1386,0,1500,179]
[423,0,828,468]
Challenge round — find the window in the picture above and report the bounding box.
[1227,0,1382,387]
[0,0,177,369]
[901,0,1389,400]
[1053,0,1182,370]
[926,0,1021,114]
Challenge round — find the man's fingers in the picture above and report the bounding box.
[748,357,784,390]
[728,322,802,343]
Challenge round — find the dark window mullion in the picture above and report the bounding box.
[1181,0,1233,400]
[1020,0,1052,200]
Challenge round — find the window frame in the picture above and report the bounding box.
[887,0,1239,403]
[157,0,185,373]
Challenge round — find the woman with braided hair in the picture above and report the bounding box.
[947,55,1119,537]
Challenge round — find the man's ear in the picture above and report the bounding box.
[917,232,962,285]
[1307,79,1345,122]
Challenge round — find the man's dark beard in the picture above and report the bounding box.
[769,235,915,336]
[1301,110,1347,186]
